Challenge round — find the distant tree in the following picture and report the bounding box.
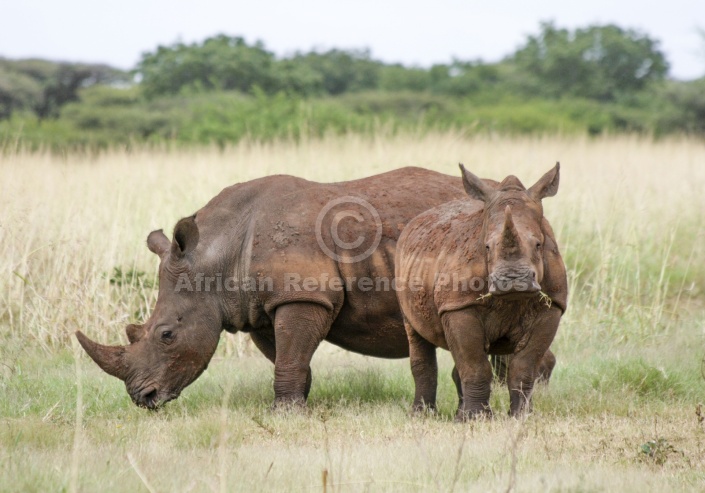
[287,49,381,95]
[660,79,705,133]
[35,64,124,118]
[271,59,323,96]
[432,60,501,97]
[0,68,43,118]
[0,58,127,118]
[513,22,669,100]
[379,64,431,92]
[136,35,279,97]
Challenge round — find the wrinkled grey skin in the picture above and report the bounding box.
[76,167,475,409]
[396,164,567,420]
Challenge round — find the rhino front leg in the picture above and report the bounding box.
[507,307,561,417]
[442,310,493,421]
[405,320,438,412]
[251,331,313,400]
[272,302,331,407]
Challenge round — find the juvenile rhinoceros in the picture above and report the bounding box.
[76,167,471,409]
[395,164,567,420]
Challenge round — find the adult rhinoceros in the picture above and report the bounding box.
[77,167,469,408]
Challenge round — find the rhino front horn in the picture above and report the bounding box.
[502,205,519,248]
[75,331,129,381]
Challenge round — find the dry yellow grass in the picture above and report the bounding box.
[1,133,704,491]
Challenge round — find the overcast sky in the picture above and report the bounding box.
[2,0,704,80]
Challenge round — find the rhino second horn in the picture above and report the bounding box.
[75,331,129,381]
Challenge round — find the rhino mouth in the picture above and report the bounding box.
[491,290,540,301]
[488,273,541,298]
[130,386,180,410]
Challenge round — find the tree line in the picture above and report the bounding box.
[135,23,670,102]
[1,22,704,150]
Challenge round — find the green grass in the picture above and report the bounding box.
[1,347,704,492]
[1,133,704,491]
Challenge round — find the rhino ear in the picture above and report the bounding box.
[459,163,495,202]
[528,162,560,201]
[171,215,199,259]
[147,229,170,258]
[125,323,145,344]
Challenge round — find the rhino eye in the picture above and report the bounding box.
[161,330,174,341]
[536,242,542,250]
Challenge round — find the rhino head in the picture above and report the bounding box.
[76,216,222,409]
[459,163,560,298]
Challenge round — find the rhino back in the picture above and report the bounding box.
[192,168,466,357]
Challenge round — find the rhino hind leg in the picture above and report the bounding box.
[491,350,556,387]
[272,302,332,407]
[536,350,556,384]
[451,366,462,410]
[304,368,312,400]
[250,331,276,363]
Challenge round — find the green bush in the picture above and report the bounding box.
[3,85,705,153]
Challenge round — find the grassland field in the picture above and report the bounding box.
[1,133,704,492]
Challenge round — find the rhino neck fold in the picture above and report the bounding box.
[221,214,258,332]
